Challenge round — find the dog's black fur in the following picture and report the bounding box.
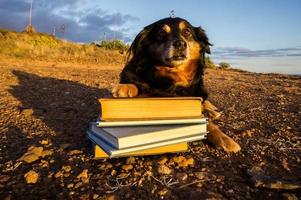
[113,17,241,153]
[119,17,211,99]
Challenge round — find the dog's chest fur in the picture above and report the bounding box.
[155,60,198,87]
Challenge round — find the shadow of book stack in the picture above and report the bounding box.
[86,97,208,158]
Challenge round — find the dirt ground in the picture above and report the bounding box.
[0,59,300,200]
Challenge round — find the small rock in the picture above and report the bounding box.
[242,130,253,137]
[158,165,172,175]
[41,149,53,157]
[67,183,74,188]
[194,172,208,180]
[171,156,194,167]
[157,157,168,165]
[118,173,130,179]
[77,169,89,183]
[54,171,63,178]
[68,149,83,155]
[40,139,49,145]
[158,188,169,196]
[40,160,49,168]
[21,108,34,116]
[282,159,290,171]
[19,146,53,163]
[62,165,72,173]
[110,169,116,176]
[126,157,135,164]
[24,170,39,184]
[121,164,133,172]
[93,194,99,199]
[248,168,301,190]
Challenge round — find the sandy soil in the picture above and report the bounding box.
[0,60,300,199]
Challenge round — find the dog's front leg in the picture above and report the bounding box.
[206,121,241,153]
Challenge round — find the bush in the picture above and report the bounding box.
[95,40,129,52]
[205,57,216,69]
[219,62,231,69]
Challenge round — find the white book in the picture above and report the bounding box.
[87,130,206,157]
[89,122,207,149]
[96,117,207,127]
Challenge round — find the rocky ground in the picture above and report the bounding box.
[0,60,300,200]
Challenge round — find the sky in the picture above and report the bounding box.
[0,0,300,74]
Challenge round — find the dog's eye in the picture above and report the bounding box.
[182,28,191,37]
[157,30,167,39]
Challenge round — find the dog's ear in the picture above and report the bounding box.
[194,26,212,54]
[127,24,154,62]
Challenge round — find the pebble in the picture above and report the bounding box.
[194,172,208,180]
[157,157,168,165]
[157,165,172,175]
[77,169,89,183]
[54,171,63,178]
[242,130,253,137]
[126,157,136,164]
[171,156,195,167]
[24,170,39,184]
[68,149,83,155]
[67,183,74,188]
[40,139,49,145]
[111,169,117,176]
[18,146,53,163]
[121,164,133,171]
[158,188,169,196]
[62,165,72,173]
[93,194,99,199]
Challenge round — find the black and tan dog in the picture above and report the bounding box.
[112,17,241,152]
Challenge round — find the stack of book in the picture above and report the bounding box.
[86,97,208,158]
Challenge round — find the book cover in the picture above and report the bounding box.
[92,142,188,158]
[99,97,203,121]
[87,130,206,157]
[89,122,207,149]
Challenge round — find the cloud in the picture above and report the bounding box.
[212,46,301,58]
[0,0,139,43]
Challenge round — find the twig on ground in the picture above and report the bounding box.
[151,175,179,187]
[178,180,203,189]
[105,174,133,193]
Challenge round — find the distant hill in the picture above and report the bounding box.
[0,28,125,66]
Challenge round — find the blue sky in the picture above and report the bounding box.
[0,0,300,74]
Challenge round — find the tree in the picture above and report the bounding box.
[219,62,231,69]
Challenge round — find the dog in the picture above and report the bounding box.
[112,17,241,153]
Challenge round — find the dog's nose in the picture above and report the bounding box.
[173,40,187,50]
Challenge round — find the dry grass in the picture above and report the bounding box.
[0,28,125,66]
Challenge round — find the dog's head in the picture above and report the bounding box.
[128,17,211,67]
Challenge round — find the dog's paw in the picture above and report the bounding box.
[203,100,221,119]
[207,123,241,153]
[112,84,138,98]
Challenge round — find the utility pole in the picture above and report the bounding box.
[29,0,33,26]
[24,0,36,33]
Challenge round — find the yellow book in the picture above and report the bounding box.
[93,142,188,158]
[99,97,203,121]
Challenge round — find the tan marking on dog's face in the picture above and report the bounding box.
[162,24,171,33]
[179,21,186,31]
